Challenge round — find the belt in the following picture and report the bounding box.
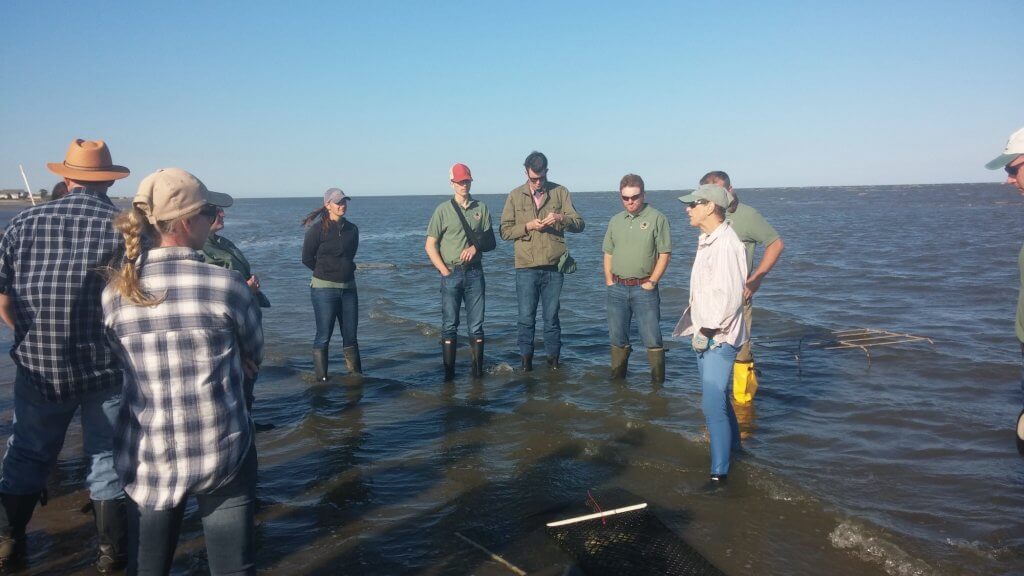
[448,261,482,271]
[613,274,650,286]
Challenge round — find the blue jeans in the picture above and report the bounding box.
[0,367,123,500]
[606,283,663,349]
[311,287,358,349]
[515,268,564,358]
[127,447,256,575]
[696,343,741,476]
[441,265,485,340]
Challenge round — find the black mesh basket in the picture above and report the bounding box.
[546,503,725,576]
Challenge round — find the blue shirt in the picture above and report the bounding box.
[0,187,124,401]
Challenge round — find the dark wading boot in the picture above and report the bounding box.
[610,344,631,379]
[648,347,666,384]
[342,344,362,375]
[521,354,533,372]
[312,347,329,382]
[547,355,560,371]
[92,498,126,573]
[470,338,485,378]
[442,338,457,382]
[0,492,42,568]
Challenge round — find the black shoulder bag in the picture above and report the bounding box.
[451,199,496,253]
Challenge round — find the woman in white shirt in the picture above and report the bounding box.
[673,184,749,486]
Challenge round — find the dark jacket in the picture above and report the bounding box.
[302,218,359,283]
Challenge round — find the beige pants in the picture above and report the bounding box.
[736,299,754,363]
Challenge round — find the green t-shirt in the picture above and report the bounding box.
[602,204,672,279]
[1017,244,1024,343]
[426,197,493,268]
[727,202,780,274]
[311,277,356,289]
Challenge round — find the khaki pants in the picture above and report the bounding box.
[736,298,754,363]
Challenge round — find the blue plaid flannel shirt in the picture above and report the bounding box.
[102,247,263,510]
[0,187,124,401]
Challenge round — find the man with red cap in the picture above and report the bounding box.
[425,163,496,380]
[0,140,129,571]
[986,127,1024,455]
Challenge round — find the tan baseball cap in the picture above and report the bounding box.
[134,168,232,224]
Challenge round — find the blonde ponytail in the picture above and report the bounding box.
[107,206,166,306]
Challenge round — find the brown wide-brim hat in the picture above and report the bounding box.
[47,139,130,181]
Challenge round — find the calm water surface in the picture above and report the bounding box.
[1,183,1022,575]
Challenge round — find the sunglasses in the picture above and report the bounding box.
[452,179,472,186]
[621,193,643,202]
[1007,163,1022,177]
[684,199,710,209]
[198,204,220,218]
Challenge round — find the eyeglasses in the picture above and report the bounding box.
[527,170,547,184]
[1007,163,1022,177]
[452,180,472,186]
[621,193,643,202]
[684,199,710,209]
[198,204,219,219]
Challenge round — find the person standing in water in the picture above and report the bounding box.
[698,171,784,404]
[103,168,261,574]
[673,183,748,487]
[499,151,585,371]
[425,163,495,381]
[0,139,129,571]
[603,173,671,383]
[302,188,361,380]
[985,127,1024,456]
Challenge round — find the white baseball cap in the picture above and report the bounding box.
[985,126,1024,169]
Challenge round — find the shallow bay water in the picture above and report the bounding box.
[1,183,1022,575]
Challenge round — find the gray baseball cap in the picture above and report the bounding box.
[678,184,730,209]
[324,188,350,204]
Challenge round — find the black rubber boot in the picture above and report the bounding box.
[547,355,560,371]
[442,338,457,381]
[521,354,533,372]
[312,347,329,382]
[0,492,41,567]
[648,347,666,384]
[610,345,631,379]
[92,498,126,573]
[470,338,484,378]
[343,344,362,375]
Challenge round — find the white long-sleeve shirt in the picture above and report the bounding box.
[672,221,749,347]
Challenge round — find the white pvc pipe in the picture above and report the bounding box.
[546,502,648,527]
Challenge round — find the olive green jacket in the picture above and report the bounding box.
[499,181,585,268]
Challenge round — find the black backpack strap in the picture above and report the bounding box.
[451,198,480,249]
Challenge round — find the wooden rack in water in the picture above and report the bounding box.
[754,327,934,372]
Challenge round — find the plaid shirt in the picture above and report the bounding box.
[102,247,263,510]
[0,187,124,401]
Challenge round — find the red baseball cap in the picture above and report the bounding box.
[450,163,473,182]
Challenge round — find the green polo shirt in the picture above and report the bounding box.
[426,197,493,268]
[727,202,780,273]
[602,204,671,279]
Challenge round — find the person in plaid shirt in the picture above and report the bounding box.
[103,168,262,575]
[0,139,129,571]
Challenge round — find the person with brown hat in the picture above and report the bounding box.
[103,168,262,574]
[0,139,130,571]
[425,163,496,380]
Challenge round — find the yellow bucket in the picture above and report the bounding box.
[732,360,758,404]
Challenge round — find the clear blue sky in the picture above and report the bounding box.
[1,1,1020,197]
